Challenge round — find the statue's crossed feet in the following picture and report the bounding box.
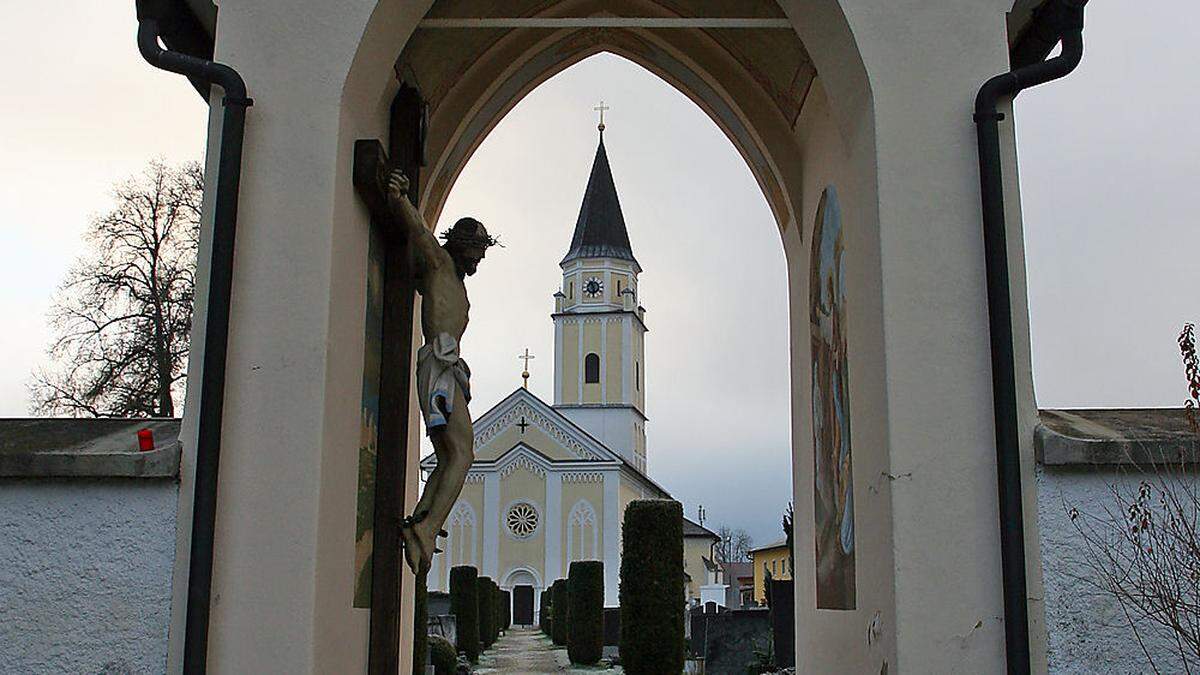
[398,511,448,576]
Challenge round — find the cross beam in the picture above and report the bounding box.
[418,17,793,29]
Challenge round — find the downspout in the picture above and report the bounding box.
[135,3,252,672]
[973,1,1084,672]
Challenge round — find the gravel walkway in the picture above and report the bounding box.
[473,627,621,674]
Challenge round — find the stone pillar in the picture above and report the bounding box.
[602,472,620,605]
[544,473,562,584]
[483,473,499,579]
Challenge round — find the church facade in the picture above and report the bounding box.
[423,132,712,621]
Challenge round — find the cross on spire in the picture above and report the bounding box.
[518,348,536,389]
[595,100,610,134]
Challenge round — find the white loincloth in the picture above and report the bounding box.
[416,332,472,432]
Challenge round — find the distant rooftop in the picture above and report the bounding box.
[751,538,788,553]
[682,516,719,539]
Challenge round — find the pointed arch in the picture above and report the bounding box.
[566,499,599,563]
[443,501,478,589]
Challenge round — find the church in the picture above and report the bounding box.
[422,127,721,622]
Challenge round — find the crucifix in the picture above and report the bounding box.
[351,84,423,675]
[595,100,610,133]
[518,348,535,389]
[353,84,497,675]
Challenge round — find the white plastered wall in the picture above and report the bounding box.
[168,1,431,672]
[780,0,1048,671]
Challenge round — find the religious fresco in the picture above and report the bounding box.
[811,186,856,610]
[354,230,385,608]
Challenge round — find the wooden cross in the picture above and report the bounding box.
[351,83,426,675]
[518,348,535,389]
[517,416,531,434]
[595,100,610,132]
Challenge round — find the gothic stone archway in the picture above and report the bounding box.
[172,0,1045,672]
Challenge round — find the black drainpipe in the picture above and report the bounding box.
[135,2,252,672]
[974,1,1084,672]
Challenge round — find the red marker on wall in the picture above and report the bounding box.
[137,428,155,452]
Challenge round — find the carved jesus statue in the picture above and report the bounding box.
[384,170,496,575]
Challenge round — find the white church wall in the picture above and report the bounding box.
[476,424,579,463]
[566,499,600,562]
[560,322,581,404]
[498,465,547,587]
[559,477,605,582]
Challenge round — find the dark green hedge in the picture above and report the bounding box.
[477,576,496,650]
[551,579,570,646]
[429,635,456,675]
[540,589,551,635]
[412,570,428,675]
[449,566,480,662]
[567,560,604,664]
[620,500,685,674]
[491,581,502,641]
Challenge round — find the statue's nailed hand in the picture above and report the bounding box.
[386,169,411,209]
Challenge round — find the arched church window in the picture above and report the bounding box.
[585,353,600,383]
[568,500,598,562]
[569,281,574,299]
[635,362,639,391]
[445,502,477,588]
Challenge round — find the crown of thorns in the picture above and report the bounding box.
[439,217,502,248]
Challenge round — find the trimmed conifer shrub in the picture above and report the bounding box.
[449,566,480,662]
[491,580,502,641]
[428,635,457,675]
[477,576,496,650]
[620,499,685,674]
[501,589,512,631]
[551,579,570,646]
[567,560,604,664]
[540,589,551,634]
[412,570,428,675]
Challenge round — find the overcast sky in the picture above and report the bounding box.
[1,3,1197,545]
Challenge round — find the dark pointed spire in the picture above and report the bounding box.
[561,134,639,269]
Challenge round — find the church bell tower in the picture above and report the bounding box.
[552,116,648,471]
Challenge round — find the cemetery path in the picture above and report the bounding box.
[473,627,621,674]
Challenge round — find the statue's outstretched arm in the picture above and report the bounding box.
[386,170,442,269]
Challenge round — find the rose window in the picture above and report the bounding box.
[506,502,539,538]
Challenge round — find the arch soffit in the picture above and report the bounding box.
[341,2,872,222]
[390,0,867,243]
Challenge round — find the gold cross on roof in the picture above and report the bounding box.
[595,100,610,133]
[518,348,536,388]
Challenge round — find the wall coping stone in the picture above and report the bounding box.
[1036,408,1199,467]
[0,418,181,478]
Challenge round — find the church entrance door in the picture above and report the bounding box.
[513,585,535,625]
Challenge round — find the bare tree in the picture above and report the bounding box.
[30,159,202,418]
[1061,323,1200,673]
[715,525,755,564]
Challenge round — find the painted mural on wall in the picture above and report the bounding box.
[811,186,856,610]
[354,230,385,608]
